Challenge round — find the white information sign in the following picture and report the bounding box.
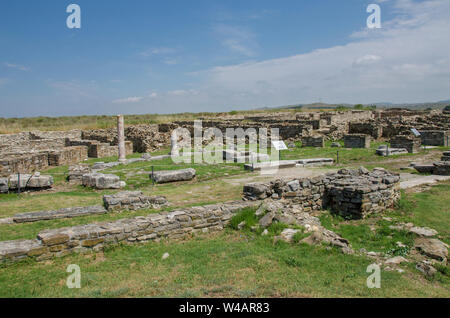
[271,140,288,150]
[411,128,421,137]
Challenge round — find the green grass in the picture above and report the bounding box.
[319,182,450,255]
[0,229,447,297]
[0,183,449,297]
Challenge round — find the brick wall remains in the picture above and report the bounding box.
[390,135,421,153]
[344,134,371,148]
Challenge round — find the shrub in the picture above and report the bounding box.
[229,207,258,230]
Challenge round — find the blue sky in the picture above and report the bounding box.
[0,0,449,117]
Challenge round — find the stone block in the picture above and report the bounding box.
[344,134,371,148]
[151,168,196,183]
[8,174,54,190]
[82,173,125,189]
[13,206,107,223]
[390,135,421,154]
[0,178,8,193]
[67,164,91,182]
[301,136,324,148]
[103,191,168,211]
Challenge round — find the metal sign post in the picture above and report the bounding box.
[151,166,155,185]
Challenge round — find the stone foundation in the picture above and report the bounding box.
[0,153,49,177]
[8,174,54,191]
[151,168,196,184]
[442,151,450,161]
[390,135,421,153]
[47,146,88,166]
[13,206,107,223]
[82,173,126,189]
[243,167,400,219]
[103,191,168,211]
[433,162,450,175]
[0,201,257,264]
[348,122,382,139]
[87,141,133,158]
[420,130,449,147]
[67,164,92,182]
[344,134,371,148]
[301,136,324,147]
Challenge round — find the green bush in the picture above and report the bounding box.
[229,207,258,230]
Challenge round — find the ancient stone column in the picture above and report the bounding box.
[170,131,179,157]
[117,115,126,163]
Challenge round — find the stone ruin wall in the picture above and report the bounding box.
[344,134,371,148]
[0,200,258,264]
[420,130,450,147]
[243,168,400,220]
[301,136,324,147]
[390,135,421,153]
[1,109,448,176]
[0,129,135,176]
[348,122,383,139]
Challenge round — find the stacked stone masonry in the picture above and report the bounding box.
[419,130,449,147]
[1,109,449,176]
[301,136,324,147]
[0,201,258,264]
[390,135,421,153]
[103,191,168,211]
[243,167,400,219]
[344,134,371,148]
[0,129,135,176]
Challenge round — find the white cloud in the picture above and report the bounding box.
[168,89,198,96]
[163,58,178,65]
[84,0,450,115]
[182,0,450,108]
[112,96,143,104]
[353,55,382,66]
[139,47,176,57]
[4,62,29,71]
[214,24,258,57]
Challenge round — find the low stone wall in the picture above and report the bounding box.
[442,151,450,161]
[67,164,91,182]
[301,136,324,147]
[103,191,168,211]
[0,153,49,177]
[13,206,107,223]
[344,134,371,148]
[433,162,450,175]
[82,173,125,189]
[420,130,449,147]
[87,141,133,158]
[0,178,8,193]
[151,168,196,184]
[348,122,382,139]
[8,174,54,190]
[390,135,421,153]
[47,146,88,166]
[0,201,257,264]
[243,167,400,219]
